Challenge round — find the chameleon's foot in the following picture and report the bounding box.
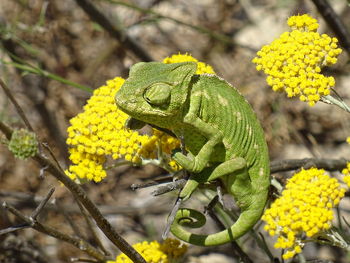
[173,152,204,173]
[179,178,200,201]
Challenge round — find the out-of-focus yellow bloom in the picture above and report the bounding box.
[66,54,215,182]
[252,14,342,106]
[159,238,188,260]
[163,53,215,75]
[262,168,346,259]
[341,137,350,187]
[107,239,187,263]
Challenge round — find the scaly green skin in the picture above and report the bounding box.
[115,61,270,246]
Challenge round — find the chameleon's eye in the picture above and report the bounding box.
[144,83,171,106]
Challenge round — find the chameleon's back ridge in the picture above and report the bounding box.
[115,61,270,246]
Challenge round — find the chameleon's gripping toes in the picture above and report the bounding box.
[115,62,270,246]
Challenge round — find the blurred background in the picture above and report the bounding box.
[0,0,349,262]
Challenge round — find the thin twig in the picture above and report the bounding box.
[0,223,29,235]
[55,199,82,238]
[76,200,111,256]
[130,176,173,190]
[0,120,12,139]
[270,158,348,173]
[31,187,55,220]
[74,0,153,62]
[311,0,350,55]
[0,121,146,263]
[41,142,66,173]
[162,196,182,239]
[258,233,276,262]
[107,0,235,46]
[32,153,146,263]
[150,158,349,196]
[2,202,106,261]
[0,79,34,132]
[151,179,187,196]
[71,258,100,263]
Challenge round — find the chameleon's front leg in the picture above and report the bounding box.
[173,95,223,173]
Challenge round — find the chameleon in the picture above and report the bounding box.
[115,61,270,246]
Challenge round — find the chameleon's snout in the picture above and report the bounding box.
[115,90,138,114]
[114,90,124,107]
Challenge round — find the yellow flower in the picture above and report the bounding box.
[65,77,149,182]
[163,53,215,75]
[159,238,188,260]
[252,14,342,106]
[65,54,215,182]
[262,168,346,259]
[341,137,350,187]
[107,239,187,263]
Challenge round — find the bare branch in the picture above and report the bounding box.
[74,0,153,62]
[270,158,348,173]
[311,0,350,55]
[76,200,111,256]
[0,121,145,262]
[0,224,29,235]
[31,152,146,263]
[151,158,349,196]
[152,179,186,196]
[0,79,34,132]
[2,202,106,261]
[31,187,55,220]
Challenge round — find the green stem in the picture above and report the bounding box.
[321,95,350,113]
[2,60,93,93]
[107,0,234,45]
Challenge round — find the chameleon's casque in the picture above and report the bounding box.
[115,61,270,246]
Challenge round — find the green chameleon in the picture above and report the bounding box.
[115,61,270,246]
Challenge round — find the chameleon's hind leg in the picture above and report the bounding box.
[179,157,247,201]
[207,157,246,181]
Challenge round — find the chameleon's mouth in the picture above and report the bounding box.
[115,92,136,113]
[115,91,171,121]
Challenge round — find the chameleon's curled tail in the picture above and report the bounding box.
[170,196,266,246]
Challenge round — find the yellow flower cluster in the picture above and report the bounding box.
[66,54,214,182]
[107,239,187,263]
[252,14,342,106]
[163,53,215,75]
[65,77,149,182]
[262,168,346,259]
[66,77,179,182]
[341,137,350,187]
[159,238,188,260]
[137,130,177,160]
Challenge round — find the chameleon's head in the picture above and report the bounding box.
[115,61,197,128]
